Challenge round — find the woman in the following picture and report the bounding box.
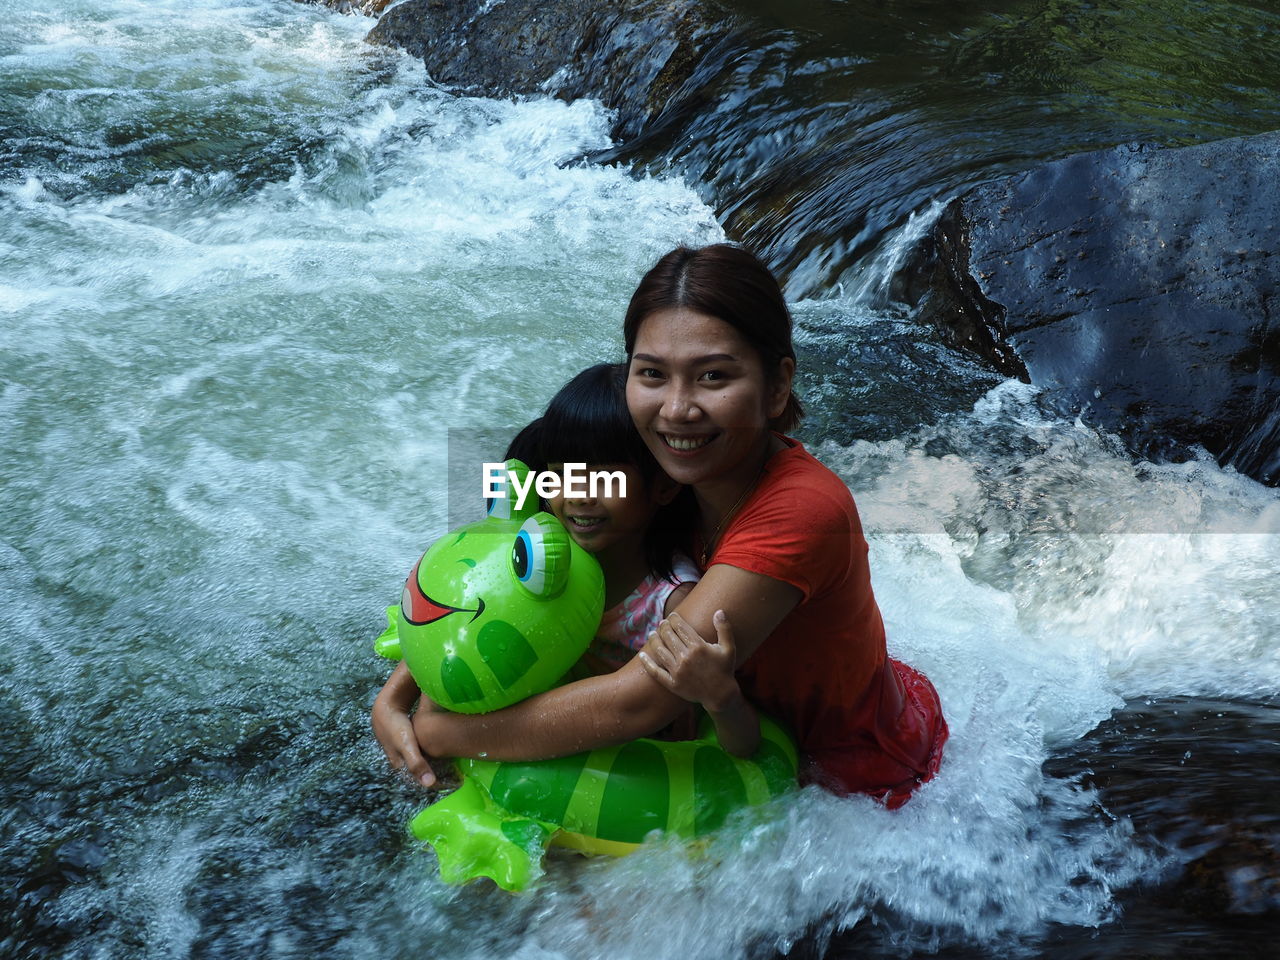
[373,244,947,806]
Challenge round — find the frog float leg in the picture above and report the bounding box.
[408,778,555,893]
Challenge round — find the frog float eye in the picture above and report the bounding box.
[511,513,570,598]
[486,459,539,522]
[485,463,512,520]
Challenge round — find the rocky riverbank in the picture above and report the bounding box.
[901,134,1280,486]
[308,0,1280,486]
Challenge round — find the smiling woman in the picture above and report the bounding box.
[627,308,788,484]
[621,245,949,804]
[374,243,949,809]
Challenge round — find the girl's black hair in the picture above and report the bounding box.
[538,364,654,479]
[503,417,546,471]
[506,363,693,582]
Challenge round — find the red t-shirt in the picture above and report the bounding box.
[706,438,947,804]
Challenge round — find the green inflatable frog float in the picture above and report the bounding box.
[375,460,797,892]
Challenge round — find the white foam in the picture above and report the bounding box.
[1,1,1268,957]
[818,379,1280,710]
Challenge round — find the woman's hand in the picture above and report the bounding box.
[638,609,740,712]
[410,694,451,768]
[371,661,438,788]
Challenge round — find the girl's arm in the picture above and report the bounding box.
[409,564,801,765]
[639,610,760,757]
[371,661,437,787]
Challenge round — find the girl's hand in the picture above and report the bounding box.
[638,609,740,712]
[371,662,438,788]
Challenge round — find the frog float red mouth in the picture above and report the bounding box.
[401,558,484,625]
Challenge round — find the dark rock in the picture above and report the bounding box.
[366,0,738,143]
[1045,699,1280,923]
[355,2,957,296]
[331,2,1280,480]
[348,1,1280,314]
[906,134,1280,485]
[355,1,929,294]
[1182,837,1280,917]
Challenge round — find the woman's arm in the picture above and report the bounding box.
[410,564,801,764]
[639,609,760,757]
[413,655,685,760]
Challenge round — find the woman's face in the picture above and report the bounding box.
[625,307,793,488]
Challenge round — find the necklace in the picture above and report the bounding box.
[699,461,766,567]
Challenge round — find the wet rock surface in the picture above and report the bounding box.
[904,134,1280,485]
[351,0,960,292]
[365,0,737,144]
[816,698,1280,960]
[1056,699,1280,920]
[301,0,396,17]
[333,3,1280,481]
[339,3,1280,308]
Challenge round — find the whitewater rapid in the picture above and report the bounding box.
[2,2,1276,958]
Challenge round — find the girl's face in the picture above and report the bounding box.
[625,307,793,488]
[545,463,671,554]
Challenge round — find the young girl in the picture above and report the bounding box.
[373,364,763,780]
[507,363,760,757]
[505,363,694,675]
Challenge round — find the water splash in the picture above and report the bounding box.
[842,199,947,309]
[2,3,1275,959]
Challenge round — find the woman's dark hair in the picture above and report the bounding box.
[623,243,803,433]
[505,363,693,582]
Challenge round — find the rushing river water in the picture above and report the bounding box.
[2,2,1277,958]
